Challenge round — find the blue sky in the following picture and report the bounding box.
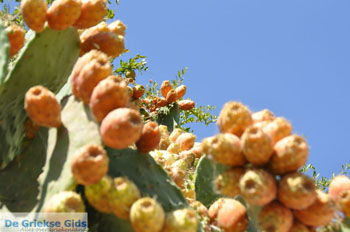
[2,0,350,178]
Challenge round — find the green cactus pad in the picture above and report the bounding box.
[0,27,80,169]
[0,24,9,82]
[156,103,180,132]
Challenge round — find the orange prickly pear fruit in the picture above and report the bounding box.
[174,85,186,100]
[167,143,181,154]
[85,176,113,213]
[71,144,109,186]
[6,24,25,57]
[89,76,129,122]
[108,20,127,36]
[294,190,336,227]
[190,200,209,218]
[252,109,275,123]
[70,50,112,104]
[24,85,61,128]
[214,168,245,197]
[328,175,350,201]
[158,125,171,150]
[20,0,47,32]
[100,108,143,149]
[262,117,292,145]
[269,135,309,175]
[339,190,350,218]
[166,89,178,103]
[42,191,85,213]
[130,197,165,232]
[239,168,277,206]
[73,0,107,29]
[201,133,246,167]
[217,102,253,137]
[178,100,195,110]
[79,22,109,42]
[125,69,136,80]
[47,0,82,31]
[163,208,198,232]
[258,201,293,232]
[136,121,161,154]
[289,221,313,232]
[190,142,204,158]
[169,128,184,143]
[278,172,316,210]
[241,125,273,166]
[175,132,196,151]
[161,80,172,97]
[133,84,145,99]
[155,97,168,108]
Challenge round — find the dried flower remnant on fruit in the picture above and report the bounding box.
[130,197,165,232]
[215,168,245,197]
[73,0,107,29]
[100,108,143,149]
[24,85,61,128]
[262,117,292,145]
[85,176,113,213]
[252,109,275,123]
[328,175,350,201]
[294,190,336,227]
[258,201,293,232]
[241,125,273,166]
[278,172,316,210]
[21,0,47,32]
[175,85,187,100]
[166,89,178,103]
[108,20,127,36]
[90,76,129,122]
[217,102,253,136]
[136,121,161,154]
[6,24,25,57]
[71,144,109,185]
[178,100,195,111]
[47,0,82,31]
[339,190,350,218]
[239,169,277,206]
[269,135,309,175]
[202,133,245,167]
[163,208,198,232]
[42,191,85,213]
[161,80,172,97]
[109,177,141,219]
[133,85,145,99]
[175,133,196,151]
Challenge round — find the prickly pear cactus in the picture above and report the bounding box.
[0,24,9,81]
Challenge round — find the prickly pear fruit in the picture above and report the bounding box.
[214,168,245,197]
[202,133,246,167]
[178,99,195,110]
[262,117,292,145]
[339,190,350,218]
[278,172,316,210]
[20,0,47,32]
[166,89,178,103]
[269,135,308,175]
[79,22,109,42]
[109,177,141,220]
[85,176,113,213]
[108,20,127,36]
[150,150,178,167]
[289,221,312,232]
[133,84,145,99]
[73,0,107,29]
[328,175,350,201]
[168,159,188,188]
[241,125,273,166]
[169,128,184,143]
[161,80,172,97]
[167,143,181,154]
[80,32,125,58]
[71,144,109,186]
[175,132,196,151]
[239,168,277,206]
[125,69,136,80]
[294,190,336,227]
[130,197,165,232]
[252,109,275,123]
[209,198,248,232]
[42,191,85,213]
[89,76,129,122]
[6,24,25,57]
[190,200,209,218]
[163,208,198,232]
[100,108,143,149]
[190,142,204,158]
[47,0,82,31]
[24,85,61,128]
[158,125,171,150]
[71,50,112,103]
[136,121,161,154]
[258,201,293,232]
[175,85,186,100]
[217,101,253,136]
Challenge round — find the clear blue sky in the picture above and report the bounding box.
[2,0,350,178]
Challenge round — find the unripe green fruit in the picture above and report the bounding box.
[125,69,136,80]
[84,176,113,213]
[42,191,85,213]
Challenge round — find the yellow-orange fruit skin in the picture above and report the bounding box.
[217,102,253,137]
[252,109,275,123]
[294,190,336,227]
[208,198,248,232]
[158,125,170,150]
[21,0,47,32]
[202,133,246,167]
[47,0,82,31]
[80,22,109,42]
[289,221,312,232]
[133,85,145,99]
[178,100,195,110]
[269,135,309,175]
[190,142,204,158]
[214,168,245,197]
[278,172,316,210]
[163,208,198,232]
[190,200,209,219]
[71,144,109,186]
[100,108,143,149]
[155,97,167,108]
[73,0,107,29]
[24,86,61,128]
[70,50,112,104]
[169,128,184,143]
[239,169,277,206]
[166,89,178,103]
[89,76,129,122]
[176,133,196,151]
[42,191,85,213]
[175,85,187,100]
[108,20,127,36]
[258,201,293,232]
[262,117,292,145]
[80,32,125,58]
[339,190,350,218]
[161,80,172,97]
[328,175,350,201]
[6,24,25,57]
[136,121,161,154]
[241,125,273,166]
